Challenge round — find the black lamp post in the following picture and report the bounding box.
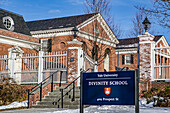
[142,17,151,32]
[72,26,79,39]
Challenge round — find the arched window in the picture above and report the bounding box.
[92,45,99,60]
[82,41,87,53]
[60,42,66,49]
[104,48,110,72]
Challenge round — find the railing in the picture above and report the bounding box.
[27,70,64,108]
[154,48,170,81]
[53,68,93,108]
[115,66,130,71]
[53,76,80,108]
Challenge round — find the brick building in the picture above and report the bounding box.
[0,8,169,91]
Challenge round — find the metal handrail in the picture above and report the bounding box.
[54,68,93,108]
[53,76,80,108]
[27,70,63,108]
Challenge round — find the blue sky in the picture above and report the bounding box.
[0,0,169,40]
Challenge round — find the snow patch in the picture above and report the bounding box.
[0,101,28,110]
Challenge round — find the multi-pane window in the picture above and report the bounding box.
[3,16,14,31]
[122,55,133,65]
[41,39,52,52]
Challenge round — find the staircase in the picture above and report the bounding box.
[32,86,81,109]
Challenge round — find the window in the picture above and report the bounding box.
[94,26,99,34]
[60,42,66,49]
[41,39,52,52]
[3,16,14,31]
[104,48,110,72]
[122,55,133,65]
[92,45,99,60]
[82,42,87,52]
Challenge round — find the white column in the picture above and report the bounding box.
[8,52,16,79]
[15,54,22,84]
[38,51,44,83]
[77,48,84,86]
[151,42,155,81]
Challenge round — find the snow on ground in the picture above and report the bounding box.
[0,99,169,113]
[50,99,170,113]
[50,105,170,113]
[0,101,28,110]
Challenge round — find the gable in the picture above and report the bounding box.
[155,35,170,53]
[156,36,169,47]
[78,13,119,44]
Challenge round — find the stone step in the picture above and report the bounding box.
[33,103,89,109]
[45,93,80,99]
[49,91,80,96]
[32,85,81,108]
[53,88,80,93]
[62,105,90,109]
[43,95,80,102]
[32,104,60,108]
[37,99,80,106]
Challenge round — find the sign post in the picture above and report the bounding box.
[135,69,139,113]
[80,71,83,113]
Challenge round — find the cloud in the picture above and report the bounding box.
[67,0,84,5]
[48,9,61,13]
[0,0,10,6]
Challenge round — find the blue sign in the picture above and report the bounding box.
[82,71,135,105]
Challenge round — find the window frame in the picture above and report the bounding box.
[41,39,52,52]
[122,54,134,65]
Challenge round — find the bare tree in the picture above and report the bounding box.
[84,0,111,63]
[128,11,145,37]
[82,0,121,71]
[136,0,170,28]
[128,11,158,37]
[111,17,123,38]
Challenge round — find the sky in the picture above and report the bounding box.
[0,0,169,41]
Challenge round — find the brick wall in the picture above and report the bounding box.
[0,28,39,43]
[152,82,170,90]
[116,53,138,70]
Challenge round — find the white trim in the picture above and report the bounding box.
[77,13,119,43]
[125,55,132,65]
[32,30,117,47]
[97,14,118,43]
[156,35,170,53]
[116,51,137,54]
[151,41,155,81]
[3,16,14,31]
[77,14,98,29]
[139,41,152,44]
[155,47,170,49]
[155,51,170,58]
[31,31,73,38]
[30,13,119,44]
[78,31,116,47]
[0,35,40,49]
[67,47,82,50]
[30,27,73,36]
[67,39,83,45]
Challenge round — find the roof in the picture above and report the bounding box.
[117,35,163,49]
[116,37,139,49]
[26,13,97,31]
[154,35,162,42]
[0,8,31,36]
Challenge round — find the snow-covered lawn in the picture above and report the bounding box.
[0,101,28,110]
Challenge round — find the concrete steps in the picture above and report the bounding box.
[32,86,81,109]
